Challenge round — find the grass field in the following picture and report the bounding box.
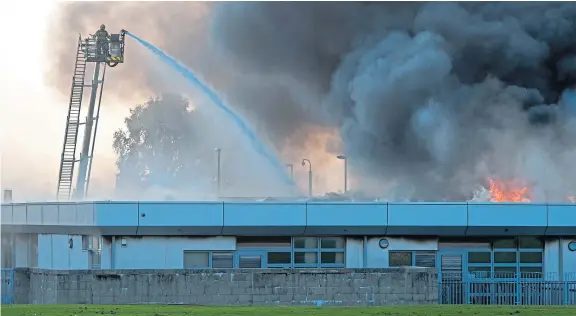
[1,305,576,316]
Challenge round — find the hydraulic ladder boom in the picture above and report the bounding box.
[56,36,87,201]
[56,28,127,201]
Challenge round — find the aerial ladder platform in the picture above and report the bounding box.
[56,28,126,201]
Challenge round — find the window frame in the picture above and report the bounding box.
[183,250,211,269]
[292,236,346,268]
[464,237,544,280]
[389,250,437,268]
[183,237,347,269]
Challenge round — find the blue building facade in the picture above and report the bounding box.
[2,200,576,305]
[1,201,575,278]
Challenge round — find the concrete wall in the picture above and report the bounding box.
[13,267,438,306]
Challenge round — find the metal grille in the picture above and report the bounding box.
[212,252,234,268]
[441,254,462,275]
[415,251,436,267]
[440,272,576,305]
[239,255,262,268]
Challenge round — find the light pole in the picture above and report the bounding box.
[301,159,313,197]
[285,164,294,181]
[336,155,347,194]
[215,148,222,196]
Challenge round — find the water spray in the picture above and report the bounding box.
[124,31,297,192]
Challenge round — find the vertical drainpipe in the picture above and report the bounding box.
[363,236,368,268]
[559,237,564,281]
[111,236,116,269]
[50,235,54,269]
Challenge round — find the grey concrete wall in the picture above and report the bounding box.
[13,267,438,306]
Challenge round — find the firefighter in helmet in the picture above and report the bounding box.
[94,24,110,57]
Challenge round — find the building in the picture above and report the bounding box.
[1,201,575,278]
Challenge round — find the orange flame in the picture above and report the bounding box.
[487,178,531,202]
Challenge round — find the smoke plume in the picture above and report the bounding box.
[47,2,576,201]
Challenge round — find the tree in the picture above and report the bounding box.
[113,94,205,195]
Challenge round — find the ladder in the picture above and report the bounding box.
[56,36,87,200]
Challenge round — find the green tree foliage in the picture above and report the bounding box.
[113,93,202,191]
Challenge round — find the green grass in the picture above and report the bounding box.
[1,305,575,316]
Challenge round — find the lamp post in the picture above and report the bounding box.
[336,155,347,194]
[301,159,313,197]
[285,164,294,181]
[215,148,222,196]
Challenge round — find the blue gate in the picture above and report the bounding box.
[1,269,14,304]
[440,271,576,305]
[437,249,576,306]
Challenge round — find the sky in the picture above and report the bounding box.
[0,0,129,201]
[0,0,349,202]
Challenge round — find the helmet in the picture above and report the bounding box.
[100,24,106,30]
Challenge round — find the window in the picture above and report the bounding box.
[494,252,516,263]
[319,237,345,266]
[239,255,262,268]
[89,250,101,269]
[295,252,318,264]
[414,251,436,267]
[294,237,317,249]
[493,238,516,249]
[290,236,345,267]
[389,251,412,267]
[494,266,516,277]
[468,252,491,264]
[389,251,436,268]
[183,251,209,269]
[212,252,234,268]
[518,237,543,249]
[268,252,291,264]
[321,237,345,249]
[520,252,542,264]
[469,266,491,278]
[81,235,90,250]
[520,266,542,278]
[321,252,344,264]
[440,237,544,280]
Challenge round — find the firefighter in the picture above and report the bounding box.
[93,24,110,57]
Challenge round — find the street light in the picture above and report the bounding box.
[285,164,294,181]
[215,148,222,196]
[301,159,313,197]
[336,155,347,194]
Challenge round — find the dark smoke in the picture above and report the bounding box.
[48,2,576,201]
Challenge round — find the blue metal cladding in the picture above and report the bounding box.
[222,202,306,235]
[138,201,224,235]
[387,202,467,235]
[306,202,387,235]
[1,269,14,304]
[547,204,576,235]
[2,201,576,237]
